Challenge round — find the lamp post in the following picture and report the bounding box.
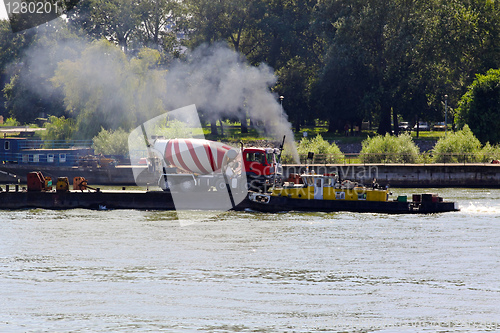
[279,95,284,125]
[444,94,448,136]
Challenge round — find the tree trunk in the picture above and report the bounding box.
[240,113,248,134]
[210,120,218,136]
[219,119,224,136]
[415,115,420,138]
[328,118,336,133]
[392,107,399,136]
[295,116,301,132]
[377,106,392,135]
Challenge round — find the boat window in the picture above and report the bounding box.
[47,154,54,163]
[22,154,29,163]
[316,178,322,187]
[33,154,40,163]
[324,177,333,187]
[4,141,10,150]
[358,193,367,200]
[59,153,66,163]
[306,177,314,186]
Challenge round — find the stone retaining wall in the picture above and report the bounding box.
[283,164,500,188]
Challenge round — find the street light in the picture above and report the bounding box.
[444,94,448,136]
[279,95,284,125]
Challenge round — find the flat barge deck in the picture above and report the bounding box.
[0,189,254,211]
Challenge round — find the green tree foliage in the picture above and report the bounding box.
[456,69,500,144]
[2,0,500,142]
[40,115,75,141]
[0,20,31,72]
[296,134,344,163]
[431,125,484,163]
[92,127,130,156]
[312,0,500,135]
[360,133,420,163]
[274,56,313,132]
[2,24,80,124]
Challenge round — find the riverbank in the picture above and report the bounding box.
[283,163,500,188]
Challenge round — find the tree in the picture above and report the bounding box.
[274,56,312,132]
[92,127,130,155]
[2,23,76,124]
[311,0,500,135]
[456,68,500,144]
[311,41,371,133]
[40,115,75,141]
[312,0,437,135]
[0,20,35,117]
[68,0,143,52]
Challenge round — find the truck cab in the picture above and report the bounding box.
[243,147,282,191]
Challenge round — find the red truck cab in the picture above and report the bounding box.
[242,147,282,191]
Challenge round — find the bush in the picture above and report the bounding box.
[40,115,75,142]
[480,142,500,162]
[360,133,420,163]
[431,125,484,163]
[93,128,130,156]
[1,117,20,126]
[296,134,344,163]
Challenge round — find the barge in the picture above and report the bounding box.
[0,171,458,214]
[247,172,459,214]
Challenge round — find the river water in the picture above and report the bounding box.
[1,188,500,332]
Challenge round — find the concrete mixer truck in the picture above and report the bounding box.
[145,137,283,192]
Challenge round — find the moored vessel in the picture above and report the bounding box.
[248,172,459,214]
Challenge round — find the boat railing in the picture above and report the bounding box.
[18,140,93,149]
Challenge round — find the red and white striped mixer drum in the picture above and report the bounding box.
[153,138,235,174]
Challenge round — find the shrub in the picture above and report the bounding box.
[296,134,344,163]
[480,142,500,162]
[40,115,75,142]
[360,132,420,163]
[1,117,20,126]
[93,128,130,156]
[431,125,484,163]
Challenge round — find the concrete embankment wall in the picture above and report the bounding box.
[283,164,500,188]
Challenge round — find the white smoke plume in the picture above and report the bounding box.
[7,26,299,161]
[160,43,299,161]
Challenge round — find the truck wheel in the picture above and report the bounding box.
[180,179,195,192]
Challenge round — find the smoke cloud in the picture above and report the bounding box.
[8,25,299,161]
[161,43,299,161]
